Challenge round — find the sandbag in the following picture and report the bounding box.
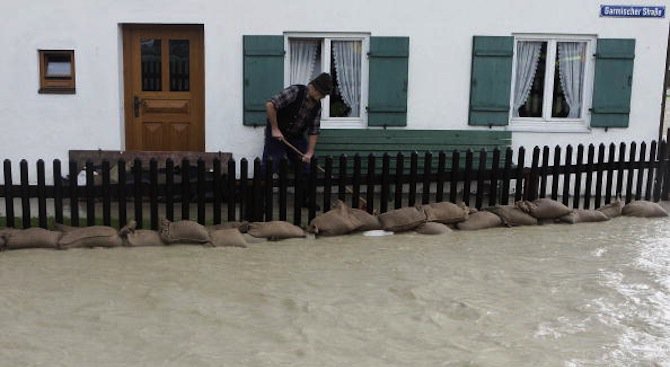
[622,200,669,218]
[210,228,248,248]
[248,221,306,240]
[378,206,426,232]
[58,226,123,249]
[485,205,538,227]
[159,219,211,244]
[597,200,623,219]
[5,228,61,250]
[207,221,250,233]
[559,209,610,224]
[125,230,165,247]
[308,201,362,236]
[516,198,572,219]
[456,211,503,231]
[414,222,452,235]
[423,201,469,224]
[350,208,382,231]
[0,228,17,250]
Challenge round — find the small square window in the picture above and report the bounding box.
[39,50,75,94]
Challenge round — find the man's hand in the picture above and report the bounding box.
[271,128,284,141]
[301,151,313,163]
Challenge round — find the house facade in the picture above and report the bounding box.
[1,0,668,181]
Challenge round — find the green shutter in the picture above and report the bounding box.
[590,39,635,128]
[368,37,409,127]
[468,36,513,126]
[243,35,284,126]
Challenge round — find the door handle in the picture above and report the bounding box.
[133,96,142,118]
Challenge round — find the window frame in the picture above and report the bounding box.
[39,50,76,94]
[284,32,370,129]
[508,34,596,132]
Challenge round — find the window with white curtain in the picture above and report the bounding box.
[286,34,369,128]
[510,35,595,130]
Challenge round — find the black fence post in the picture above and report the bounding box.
[86,160,96,226]
[226,159,236,222]
[20,160,30,228]
[395,153,404,209]
[437,151,446,203]
[645,141,657,201]
[515,147,525,202]
[380,154,390,213]
[422,152,432,205]
[278,158,287,221]
[595,144,605,208]
[501,148,512,205]
[53,160,63,225]
[181,159,191,220]
[551,146,561,201]
[338,155,347,203]
[475,149,487,209]
[408,152,418,207]
[102,160,111,227]
[252,158,263,222]
[528,147,540,201]
[584,144,595,209]
[213,158,222,225]
[197,159,206,225]
[366,154,376,213]
[463,150,473,206]
[165,159,174,221]
[323,157,333,213]
[4,160,14,228]
[117,159,127,227]
[352,154,362,210]
[37,160,47,229]
[625,142,636,203]
[539,146,549,199]
[264,158,274,222]
[573,145,584,209]
[239,158,248,221]
[562,145,572,206]
[605,143,616,204]
[133,159,143,228]
[616,142,628,203]
[635,142,646,201]
[450,150,460,204]
[309,158,318,221]
[149,159,158,230]
[69,160,79,227]
[489,148,500,206]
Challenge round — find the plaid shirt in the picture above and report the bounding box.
[269,85,321,136]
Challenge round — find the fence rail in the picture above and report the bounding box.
[2,139,669,229]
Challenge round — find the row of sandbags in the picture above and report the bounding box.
[0,199,667,250]
[0,218,308,251]
[307,198,669,236]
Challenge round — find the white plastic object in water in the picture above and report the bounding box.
[362,230,394,237]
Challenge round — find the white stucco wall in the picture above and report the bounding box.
[1,0,668,182]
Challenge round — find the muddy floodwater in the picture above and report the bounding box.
[1,217,669,367]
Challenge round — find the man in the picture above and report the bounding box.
[262,72,333,172]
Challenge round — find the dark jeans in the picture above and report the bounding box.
[261,126,310,175]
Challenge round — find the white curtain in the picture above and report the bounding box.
[513,41,543,117]
[290,40,319,85]
[558,42,586,118]
[332,41,362,117]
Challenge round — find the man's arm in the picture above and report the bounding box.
[302,134,318,162]
[265,101,284,140]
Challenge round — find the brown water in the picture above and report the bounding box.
[1,217,669,367]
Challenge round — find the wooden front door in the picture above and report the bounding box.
[123,24,204,151]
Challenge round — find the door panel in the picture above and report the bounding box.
[123,25,204,151]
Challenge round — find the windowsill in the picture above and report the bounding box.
[39,88,76,94]
[321,118,366,129]
[507,120,591,133]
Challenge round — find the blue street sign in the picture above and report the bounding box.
[600,5,665,18]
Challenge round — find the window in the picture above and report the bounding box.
[285,34,369,128]
[510,35,595,128]
[39,50,76,94]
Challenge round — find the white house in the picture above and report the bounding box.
[1,0,668,182]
